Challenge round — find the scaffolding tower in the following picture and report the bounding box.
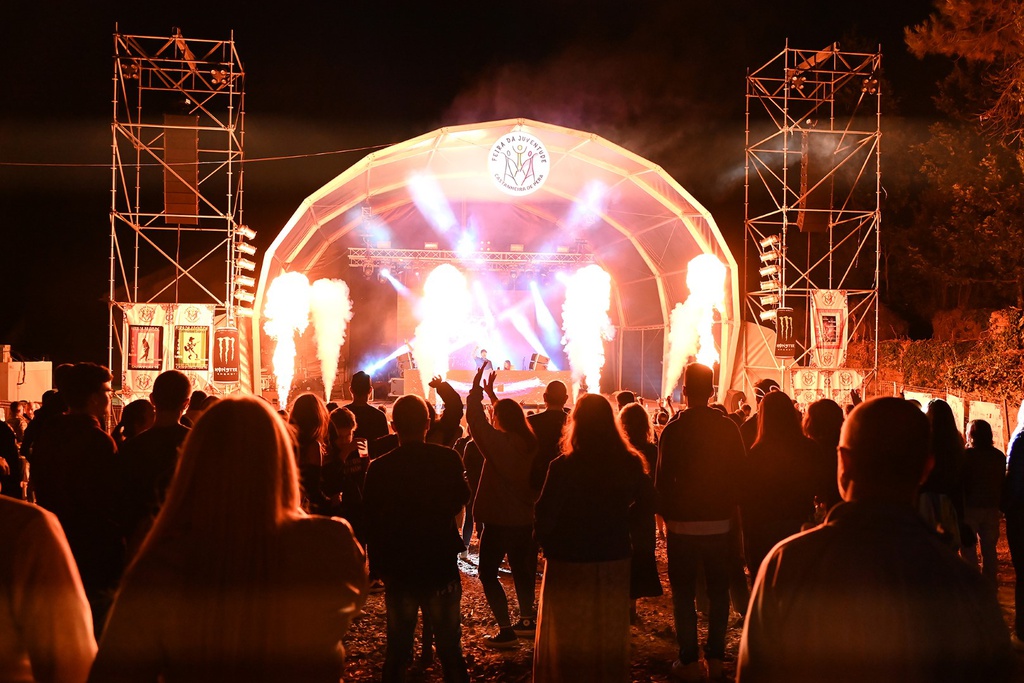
[744,42,881,396]
[109,28,250,385]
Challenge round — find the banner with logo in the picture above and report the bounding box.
[213,327,240,383]
[774,307,796,358]
[489,131,550,196]
[120,303,216,401]
[810,289,848,367]
[790,367,863,407]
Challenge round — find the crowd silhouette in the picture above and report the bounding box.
[0,360,1020,682]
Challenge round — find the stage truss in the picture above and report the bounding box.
[744,42,881,393]
[108,28,248,380]
[346,246,595,275]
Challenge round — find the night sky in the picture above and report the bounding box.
[1,0,944,366]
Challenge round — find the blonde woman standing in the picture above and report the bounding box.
[89,397,367,682]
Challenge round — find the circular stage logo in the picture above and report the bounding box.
[489,132,550,196]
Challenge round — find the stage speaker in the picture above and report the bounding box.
[396,352,417,372]
[797,131,833,233]
[163,114,199,225]
[529,353,549,370]
[389,377,404,397]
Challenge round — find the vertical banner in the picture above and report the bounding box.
[774,307,796,358]
[213,328,240,383]
[810,289,848,367]
[121,304,166,400]
[128,325,163,371]
[174,326,210,371]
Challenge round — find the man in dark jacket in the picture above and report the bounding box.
[527,380,569,491]
[119,370,191,557]
[656,363,744,681]
[346,371,389,443]
[31,362,124,637]
[738,398,1012,683]
[363,394,471,683]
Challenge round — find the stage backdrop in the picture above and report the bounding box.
[120,303,216,400]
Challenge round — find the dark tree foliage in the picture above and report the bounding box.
[888,1,1024,316]
[907,0,1024,154]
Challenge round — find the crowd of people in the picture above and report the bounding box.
[1,359,1022,682]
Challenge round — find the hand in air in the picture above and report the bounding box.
[471,364,486,393]
[428,375,444,389]
[485,371,499,402]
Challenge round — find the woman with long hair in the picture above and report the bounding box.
[616,403,662,612]
[1004,400,1024,646]
[288,392,330,515]
[920,398,966,551]
[962,419,1006,583]
[88,396,367,682]
[534,393,654,683]
[466,366,539,648]
[741,391,824,572]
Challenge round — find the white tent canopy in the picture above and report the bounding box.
[250,118,739,399]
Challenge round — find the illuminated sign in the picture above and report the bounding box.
[489,131,550,195]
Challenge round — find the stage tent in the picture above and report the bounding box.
[247,118,739,401]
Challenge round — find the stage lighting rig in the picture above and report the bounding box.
[757,233,784,322]
[236,241,257,256]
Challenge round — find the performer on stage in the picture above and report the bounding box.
[473,347,493,373]
[503,360,514,371]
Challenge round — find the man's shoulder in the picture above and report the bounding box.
[123,423,189,452]
[662,407,737,434]
[370,442,461,470]
[528,409,566,427]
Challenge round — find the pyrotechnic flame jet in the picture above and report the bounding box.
[263,272,311,408]
[663,254,727,397]
[561,265,613,399]
[310,278,353,403]
[414,264,471,397]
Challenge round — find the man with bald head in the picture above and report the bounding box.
[363,394,471,683]
[738,398,1011,683]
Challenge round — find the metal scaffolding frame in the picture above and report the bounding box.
[744,42,881,391]
[108,28,246,375]
[346,246,595,274]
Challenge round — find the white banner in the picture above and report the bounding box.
[810,289,849,368]
[790,368,863,408]
[945,394,966,434]
[121,303,216,401]
[968,401,1007,453]
[902,391,933,411]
